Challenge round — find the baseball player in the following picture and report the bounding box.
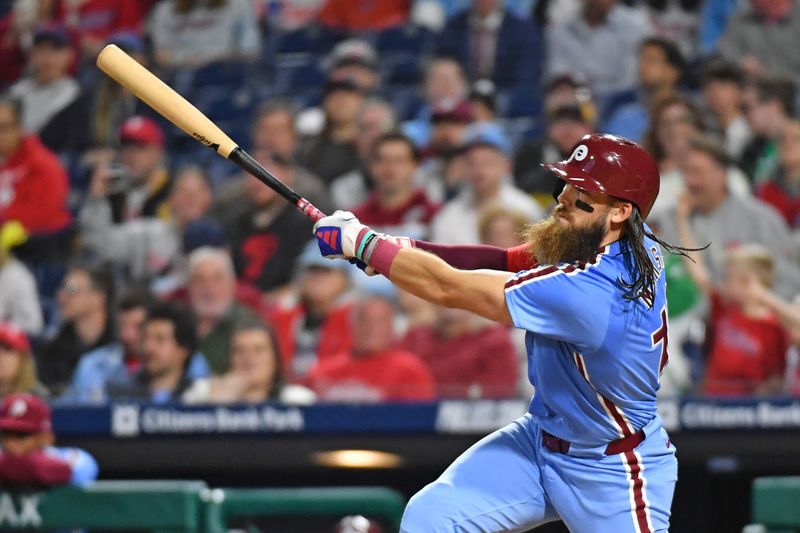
[314,134,686,532]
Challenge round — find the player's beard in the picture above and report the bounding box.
[526,209,607,265]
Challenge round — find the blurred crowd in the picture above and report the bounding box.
[0,0,798,409]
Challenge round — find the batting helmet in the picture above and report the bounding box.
[543,134,660,218]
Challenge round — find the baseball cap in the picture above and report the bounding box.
[431,98,472,124]
[32,25,70,48]
[0,323,29,353]
[548,104,589,125]
[0,394,51,434]
[326,39,378,72]
[460,122,512,157]
[297,240,350,271]
[469,79,497,111]
[120,116,164,147]
[108,31,145,55]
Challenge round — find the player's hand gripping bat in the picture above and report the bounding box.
[95,44,325,222]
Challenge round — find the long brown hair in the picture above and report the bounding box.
[643,95,704,165]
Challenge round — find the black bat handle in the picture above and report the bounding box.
[228,147,326,222]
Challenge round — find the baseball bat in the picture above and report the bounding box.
[95,44,325,222]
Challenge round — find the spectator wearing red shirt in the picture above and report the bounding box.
[309,295,435,402]
[268,241,355,384]
[399,304,518,399]
[0,96,71,236]
[677,197,789,396]
[353,132,439,240]
[757,118,800,228]
[319,0,409,31]
[53,0,150,60]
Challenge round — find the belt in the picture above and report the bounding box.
[542,429,645,455]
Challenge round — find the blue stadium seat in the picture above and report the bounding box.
[376,24,434,55]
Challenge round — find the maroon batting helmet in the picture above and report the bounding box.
[543,134,660,218]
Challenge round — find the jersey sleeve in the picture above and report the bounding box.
[504,263,613,353]
[505,243,537,272]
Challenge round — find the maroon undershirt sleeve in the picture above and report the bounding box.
[412,240,509,271]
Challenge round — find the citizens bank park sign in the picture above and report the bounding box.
[49,399,800,438]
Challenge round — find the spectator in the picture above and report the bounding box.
[478,207,530,249]
[353,132,439,239]
[700,59,752,160]
[8,25,90,154]
[431,122,543,244]
[78,164,214,283]
[0,324,45,400]
[297,74,365,185]
[269,241,354,384]
[756,119,800,229]
[318,0,409,31]
[330,98,397,210]
[183,320,315,404]
[541,74,596,117]
[717,0,800,85]
[325,39,380,94]
[0,222,42,335]
[421,98,474,201]
[514,104,594,203]
[436,0,543,91]
[658,135,800,299]
[186,247,260,374]
[106,301,202,403]
[676,204,787,396]
[0,95,71,237]
[61,289,209,404]
[698,0,743,56]
[740,75,795,186]
[36,264,115,396]
[226,150,313,295]
[644,96,749,222]
[402,57,468,148]
[547,0,653,101]
[603,37,685,143]
[0,1,36,86]
[149,0,260,69]
[468,79,497,123]
[53,0,149,61]
[0,393,98,487]
[309,295,435,402]
[399,304,518,398]
[643,0,702,59]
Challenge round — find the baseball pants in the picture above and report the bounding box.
[400,413,677,532]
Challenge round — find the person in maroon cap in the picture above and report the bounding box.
[0,323,46,402]
[0,393,98,488]
[86,115,171,224]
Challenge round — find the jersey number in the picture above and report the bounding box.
[651,306,669,378]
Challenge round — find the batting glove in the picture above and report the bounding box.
[313,210,372,259]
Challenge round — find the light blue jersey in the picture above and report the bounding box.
[505,237,668,450]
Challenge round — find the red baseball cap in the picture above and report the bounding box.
[0,323,30,353]
[0,394,52,434]
[120,116,164,147]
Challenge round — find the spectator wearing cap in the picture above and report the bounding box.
[309,295,435,403]
[419,98,473,202]
[514,104,594,204]
[701,60,752,160]
[149,0,260,69]
[325,39,380,94]
[297,74,366,185]
[468,79,497,123]
[37,264,116,396]
[437,0,543,92]
[352,131,439,240]
[330,98,397,211]
[318,0,409,31]
[183,319,315,404]
[718,0,800,86]
[0,393,98,488]
[0,96,72,238]
[268,241,355,384]
[8,25,91,154]
[431,123,543,244]
[402,57,468,149]
[547,0,653,102]
[79,164,217,283]
[602,37,686,144]
[0,324,46,401]
[0,222,43,336]
[225,150,313,296]
[107,301,206,403]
